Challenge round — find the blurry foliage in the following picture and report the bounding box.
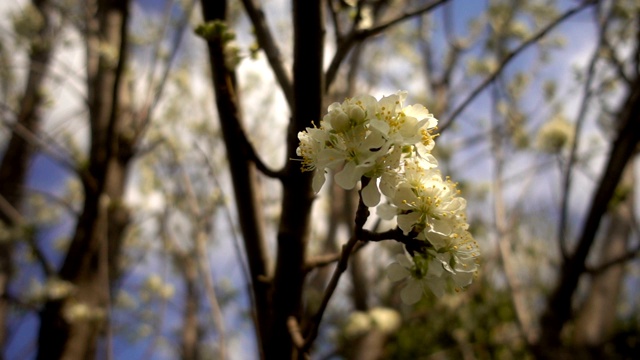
[385,281,531,360]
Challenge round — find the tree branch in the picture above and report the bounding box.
[304,242,367,271]
[587,243,640,275]
[0,194,55,277]
[240,0,294,108]
[0,114,80,179]
[439,0,598,133]
[200,1,271,355]
[267,0,324,358]
[537,75,640,354]
[558,0,609,261]
[300,176,370,353]
[135,0,198,139]
[325,0,449,91]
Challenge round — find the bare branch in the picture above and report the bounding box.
[303,234,360,353]
[304,241,367,271]
[267,1,324,358]
[301,177,372,353]
[135,0,198,143]
[559,1,610,260]
[0,193,55,277]
[488,83,537,346]
[240,0,294,108]
[176,160,227,358]
[326,0,449,91]
[587,242,640,275]
[537,77,640,354]
[200,2,272,354]
[0,111,80,178]
[287,316,305,349]
[601,34,631,85]
[439,0,598,133]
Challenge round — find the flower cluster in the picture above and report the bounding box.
[297,91,480,304]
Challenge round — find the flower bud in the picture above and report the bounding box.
[329,111,350,132]
[348,105,365,123]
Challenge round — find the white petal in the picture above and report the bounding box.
[394,186,418,209]
[379,172,398,198]
[399,116,418,138]
[400,279,423,305]
[312,170,327,193]
[424,230,447,250]
[439,256,455,275]
[317,148,345,170]
[362,179,381,207]
[369,118,390,134]
[430,218,453,237]
[442,197,466,212]
[396,254,413,268]
[453,272,473,287]
[426,277,445,298]
[335,162,359,190]
[427,257,444,277]
[362,129,387,150]
[397,213,420,234]
[387,263,410,281]
[376,203,397,220]
[403,104,430,120]
[416,153,438,168]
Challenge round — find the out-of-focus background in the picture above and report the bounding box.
[0,0,638,359]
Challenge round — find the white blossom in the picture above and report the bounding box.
[297,91,480,303]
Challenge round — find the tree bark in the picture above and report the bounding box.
[0,0,56,356]
[572,164,635,353]
[535,78,640,358]
[177,250,201,360]
[199,1,271,357]
[36,0,133,358]
[269,1,323,359]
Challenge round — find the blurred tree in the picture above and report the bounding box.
[0,0,59,354]
[1,0,639,359]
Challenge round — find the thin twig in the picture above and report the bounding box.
[439,0,598,133]
[136,0,197,137]
[304,241,367,271]
[0,113,80,177]
[0,194,55,276]
[302,234,360,353]
[240,0,293,107]
[196,227,227,359]
[587,243,640,274]
[287,316,305,349]
[304,224,432,271]
[558,0,608,260]
[195,143,253,286]
[179,162,228,359]
[242,134,285,178]
[489,83,536,346]
[601,34,631,85]
[300,177,372,353]
[325,0,449,91]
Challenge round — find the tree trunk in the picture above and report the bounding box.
[36,0,132,358]
[270,1,323,359]
[178,250,201,360]
[535,77,640,358]
[199,1,271,357]
[572,164,635,354]
[0,0,55,355]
